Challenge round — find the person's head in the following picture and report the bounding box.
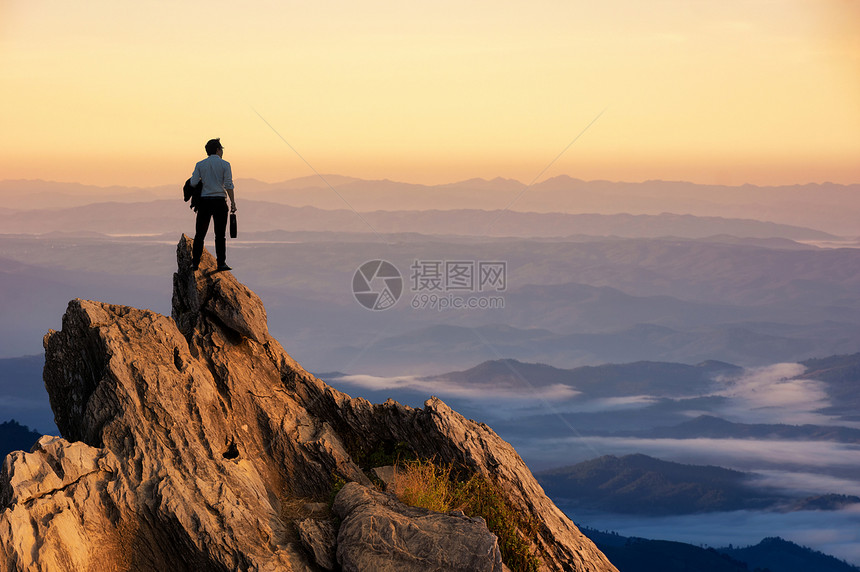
[205,138,223,156]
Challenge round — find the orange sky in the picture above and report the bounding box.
[1,0,858,187]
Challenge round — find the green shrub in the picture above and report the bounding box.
[392,459,542,572]
[392,458,456,513]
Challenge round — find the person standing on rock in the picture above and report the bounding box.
[190,138,237,272]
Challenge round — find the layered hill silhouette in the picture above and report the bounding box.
[624,414,860,443]
[4,176,860,235]
[801,353,860,420]
[719,537,860,572]
[4,229,860,372]
[0,198,838,240]
[0,236,617,571]
[536,454,772,515]
[584,529,860,572]
[426,358,738,398]
[535,454,860,515]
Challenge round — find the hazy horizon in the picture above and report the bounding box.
[3,171,860,191]
[5,174,860,236]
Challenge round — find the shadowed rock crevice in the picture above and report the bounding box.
[0,235,618,572]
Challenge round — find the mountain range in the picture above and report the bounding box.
[719,537,860,572]
[535,454,860,515]
[331,320,860,374]
[801,353,860,422]
[4,176,860,235]
[618,414,860,443]
[584,529,860,572]
[0,198,840,240]
[4,230,860,371]
[425,358,735,398]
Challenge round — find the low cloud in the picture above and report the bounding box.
[558,395,661,413]
[711,363,834,425]
[331,373,580,402]
[753,470,860,497]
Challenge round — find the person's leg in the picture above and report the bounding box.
[212,198,229,266]
[192,201,214,268]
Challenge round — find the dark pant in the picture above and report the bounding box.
[192,197,228,266]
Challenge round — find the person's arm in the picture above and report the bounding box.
[189,164,200,186]
[223,162,236,212]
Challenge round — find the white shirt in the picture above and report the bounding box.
[190,155,234,198]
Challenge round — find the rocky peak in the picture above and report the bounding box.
[0,235,618,572]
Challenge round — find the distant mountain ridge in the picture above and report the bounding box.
[426,358,739,398]
[582,529,751,572]
[0,199,839,240]
[334,318,847,374]
[536,454,860,515]
[800,353,860,421]
[3,175,859,233]
[583,529,860,572]
[536,454,774,515]
[720,536,860,572]
[624,415,860,443]
[5,231,860,372]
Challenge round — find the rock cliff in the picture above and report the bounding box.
[0,236,618,572]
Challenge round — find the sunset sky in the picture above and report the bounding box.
[2,0,858,187]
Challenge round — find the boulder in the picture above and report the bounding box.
[333,482,504,572]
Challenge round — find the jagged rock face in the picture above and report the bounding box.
[296,518,337,571]
[0,436,128,571]
[0,235,618,572]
